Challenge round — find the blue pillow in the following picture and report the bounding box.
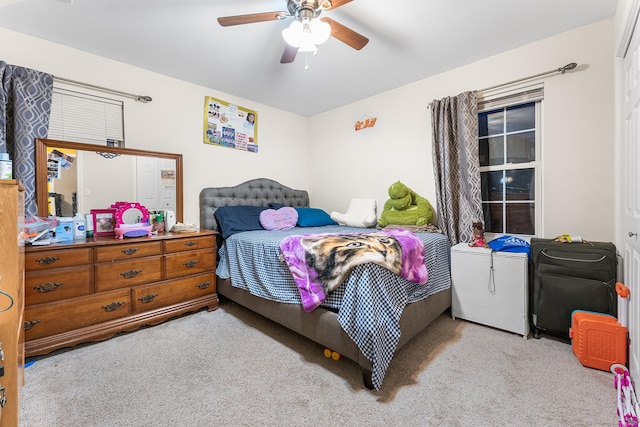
[214,206,266,239]
[294,208,338,227]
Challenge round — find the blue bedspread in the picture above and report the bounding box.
[217,225,451,390]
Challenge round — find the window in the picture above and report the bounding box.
[478,101,540,236]
[48,88,125,147]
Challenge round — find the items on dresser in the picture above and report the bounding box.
[72,213,86,239]
[24,231,218,357]
[54,217,74,242]
[112,201,153,239]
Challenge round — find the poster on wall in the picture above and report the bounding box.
[203,96,258,153]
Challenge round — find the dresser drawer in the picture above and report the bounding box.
[23,289,131,341]
[132,272,216,313]
[25,248,92,272]
[94,241,162,262]
[25,265,92,305]
[164,249,215,279]
[164,235,215,253]
[94,256,163,292]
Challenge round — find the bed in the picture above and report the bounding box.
[199,178,452,390]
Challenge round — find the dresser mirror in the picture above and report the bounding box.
[35,138,183,222]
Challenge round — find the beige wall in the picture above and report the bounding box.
[309,19,615,242]
[1,19,616,241]
[0,27,310,225]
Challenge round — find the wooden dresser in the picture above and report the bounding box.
[0,180,25,427]
[24,230,218,357]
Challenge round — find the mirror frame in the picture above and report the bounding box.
[35,138,183,223]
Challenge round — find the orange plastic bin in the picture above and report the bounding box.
[569,310,627,372]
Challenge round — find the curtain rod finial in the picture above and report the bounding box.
[136,95,152,103]
[560,62,578,74]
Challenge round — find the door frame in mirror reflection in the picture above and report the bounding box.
[35,139,183,224]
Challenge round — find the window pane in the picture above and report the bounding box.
[483,203,503,233]
[481,171,504,201]
[479,100,537,236]
[506,203,535,234]
[506,103,534,132]
[478,109,503,137]
[506,168,534,201]
[506,131,535,164]
[479,136,504,166]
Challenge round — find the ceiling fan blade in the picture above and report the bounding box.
[280,45,299,63]
[217,11,286,27]
[321,17,369,50]
[325,0,353,10]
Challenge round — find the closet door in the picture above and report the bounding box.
[621,5,640,382]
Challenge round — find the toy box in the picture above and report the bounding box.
[569,310,627,372]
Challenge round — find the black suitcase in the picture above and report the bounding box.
[530,238,617,339]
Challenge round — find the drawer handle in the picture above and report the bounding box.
[184,241,197,247]
[24,320,41,331]
[122,248,139,256]
[102,302,125,312]
[35,256,59,265]
[197,281,211,290]
[183,260,199,268]
[120,269,142,279]
[34,282,63,293]
[138,294,158,303]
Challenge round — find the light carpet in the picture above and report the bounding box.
[19,300,617,426]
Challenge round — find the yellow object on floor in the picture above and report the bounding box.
[323,348,341,360]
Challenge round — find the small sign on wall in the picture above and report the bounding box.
[203,96,258,153]
[355,116,377,131]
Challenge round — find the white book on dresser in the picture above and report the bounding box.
[451,243,530,338]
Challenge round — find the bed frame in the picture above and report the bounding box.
[199,178,451,389]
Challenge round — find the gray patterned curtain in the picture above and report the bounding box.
[430,91,483,245]
[0,61,53,216]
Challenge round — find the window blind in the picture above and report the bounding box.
[48,88,124,146]
[478,83,544,112]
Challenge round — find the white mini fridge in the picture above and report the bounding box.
[451,243,530,338]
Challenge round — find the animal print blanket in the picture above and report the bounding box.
[280,228,429,311]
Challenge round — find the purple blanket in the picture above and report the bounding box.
[280,228,428,311]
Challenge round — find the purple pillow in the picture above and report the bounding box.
[259,207,298,231]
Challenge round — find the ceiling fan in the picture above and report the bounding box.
[217,0,369,64]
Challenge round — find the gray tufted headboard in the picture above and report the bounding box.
[199,178,310,231]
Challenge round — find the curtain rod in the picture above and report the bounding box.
[479,62,577,92]
[53,76,153,103]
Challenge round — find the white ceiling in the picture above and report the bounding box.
[0,0,618,116]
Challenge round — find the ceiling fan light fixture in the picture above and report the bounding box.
[282,17,330,48]
[309,18,331,44]
[282,20,303,47]
[298,38,318,53]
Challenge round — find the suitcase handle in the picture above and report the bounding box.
[540,249,607,264]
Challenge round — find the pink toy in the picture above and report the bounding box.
[612,364,639,427]
[468,221,489,248]
[112,201,152,239]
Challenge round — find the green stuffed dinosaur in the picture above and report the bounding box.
[377,181,434,227]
